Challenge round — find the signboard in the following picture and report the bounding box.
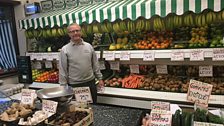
[65,0,78,8]
[34,61,42,69]
[171,50,184,61]
[42,100,58,117]
[109,61,119,70]
[151,101,170,112]
[105,51,115,61]
[194,121,224,126]
[130,65,139,74]
[21,89,36,106]
[120,51,130,61]
[212,48,224,61]
[53,0,65,10]
[190,49,204,61]
[199,66,213,77]
[73,87,93,103]
[143,51,155,61]
[156,65,168,74]
[150,111,172,126]
[187,80,213,107]
[41,0,53,12]
[45,61,53,68]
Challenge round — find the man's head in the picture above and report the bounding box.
[67,23,82,42]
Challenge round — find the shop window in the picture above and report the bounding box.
[0,5,19,76]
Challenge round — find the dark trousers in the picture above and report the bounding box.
[69,79,97,104]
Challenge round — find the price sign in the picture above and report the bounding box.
[46,54,53,60]
[212,48,224,61]
[151,101,170,112]
[109,61,120,70]
[42,100,58,117]
[143,51,155,61]
[21,89,36,106]
[105,51,115,61]
[190,49,204,61]
[36,53,42,60]
[130,65,139,74]
[120,51,130,61]
[187,79,213,107]
[99,61,106,70]
[151,111,172,126]
[34,61,42,69]
[73,87,93,103]
[193,121,224,126]
[171,50,184,61]
[45,61,53,68]
[199,66,213,77]
[30,54,35,60]
[156,65,168,74]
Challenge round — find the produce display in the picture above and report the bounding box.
[0,103,33,122]
[32,69,59,83]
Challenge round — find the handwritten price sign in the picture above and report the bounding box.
[190,49,204,61]
[212,48,224,61]
[143,51,155,61]
[130,65,139,74]
[187,80,213,107]
[120,51,130,61]
[42,100,58,117]
[151,111,172,126]
[73,87,93,103]
[105,51,115,61]
[21,89,36,106]
[156,65,168,74]
[199,66,213,77]
[151,101,170,112]
[109,61,120,70]
[171,50,184,61]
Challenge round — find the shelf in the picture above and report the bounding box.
[26,48,224,61]
[97,87,224,109]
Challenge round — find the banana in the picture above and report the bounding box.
[112,22,121,33]
[38,29,43,38]
[144,19,151,31]
[86,25,93,35]
[211,11,217,23]
[81,27,87,37]
[58,28,65,36]
[105,22,113,32]
[201,14,206,26]
[51,28,57,37]
[206,12,212,24]
[93,23,100,33]
[119,21,127,32]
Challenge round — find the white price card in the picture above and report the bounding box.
[171,50,184,61]
[190,49,204,61]
[193,121,223,126]
[30,54,35,60]
[199,66,213,77]
[187,79,213,107]
[21,89,36,106]
[73,87,93,103]
[156,65,168,74]
[45,61,53,68]
[34,61,42,69]
[120,51,130,61]
[36,53,42,60]
[212,48,224,61]
[151,111,172,126]
[105,51,115,61]
[99,61,106,70]
[42,100,58,117]
[143,51,155,61]
[109,61,120,70]
[130,65,139,74]
[151,101,170,112]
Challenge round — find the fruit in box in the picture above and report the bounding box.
[209,23,224,47]
[188,26,208,48]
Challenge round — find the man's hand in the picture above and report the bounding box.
[98,80,104,87]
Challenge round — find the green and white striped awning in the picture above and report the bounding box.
[19,0,224,29]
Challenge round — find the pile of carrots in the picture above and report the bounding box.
[122,74,145,88]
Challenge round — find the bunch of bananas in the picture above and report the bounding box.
[183,13,194,26]
[135,18,145,32]
[195,13,208,27]
[126,20,135,33]
[153,17,165,31]
[173,15,182,28]
[217,10,224,22]
[112,22,122,33]
[119,21,128,32]
[100,22,109,33]
[144,19,151,32]
[165,16,174,31]
[92,23,101,33]
[206,11,217,24]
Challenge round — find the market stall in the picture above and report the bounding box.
[17,0,224,110]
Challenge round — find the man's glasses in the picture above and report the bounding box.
[68,30,81,33]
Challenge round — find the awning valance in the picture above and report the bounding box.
[19,0,224,30]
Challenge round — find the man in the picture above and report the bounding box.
[59,23,104,104]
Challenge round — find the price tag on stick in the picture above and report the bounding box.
[42,100,58,117]
[21,89,36,106]
[156,65,168,74]
[171,50,184,61]
[73,87,93,103]
[45,61,53,68]
[130,65,139,74]
[187,79,213,107]
[105,51,115,61]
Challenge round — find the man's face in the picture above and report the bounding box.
[68,25,82,42]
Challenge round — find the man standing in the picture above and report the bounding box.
[59,23,104,103]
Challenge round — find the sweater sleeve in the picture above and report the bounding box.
[59,48,68,84]
[91,47,103,80]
